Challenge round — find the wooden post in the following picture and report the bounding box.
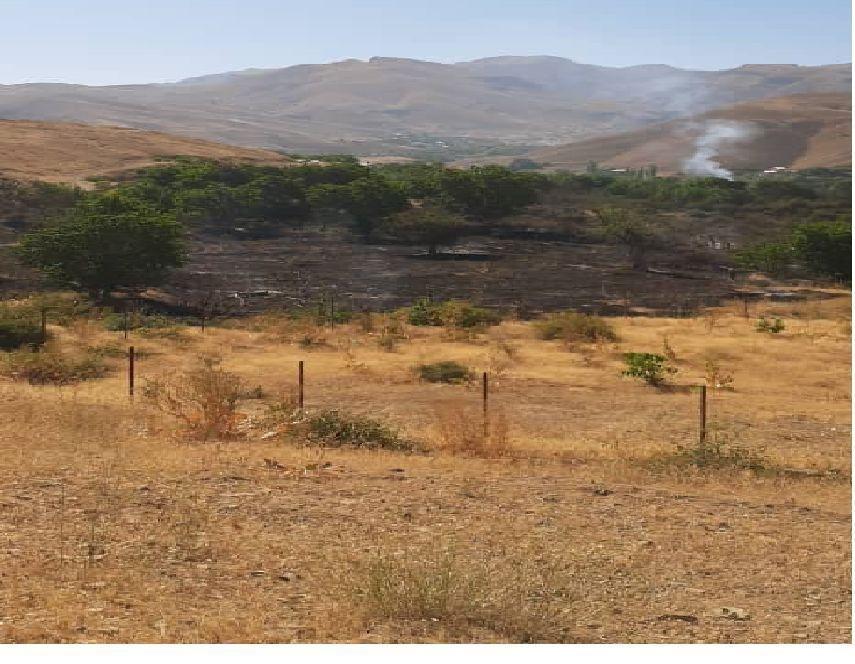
[200,314,206,334]
[298,360,304,412]
[742,297,749,319]
[128,346,135,400]
[698,384,707,445]
[40,308,47,345]
[123,309,129,340]
[329,293,335,327]
[482,371,489,439]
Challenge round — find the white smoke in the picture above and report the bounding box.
[682,120,755,180]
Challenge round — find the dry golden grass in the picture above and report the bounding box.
[0,293,850,643]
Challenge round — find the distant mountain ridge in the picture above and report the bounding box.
[0,120,289,185]
[0,56,850,156]
[528,92,852,174]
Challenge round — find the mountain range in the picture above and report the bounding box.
[0,56,850,156]
[528,92,852,174]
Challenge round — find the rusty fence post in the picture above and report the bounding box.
[698,384,707,445]
[482,371,489,439]
[298,360,304,412]
[128,346,135,400]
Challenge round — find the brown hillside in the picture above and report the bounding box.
[0,120,290,185]
[530,93,851,173]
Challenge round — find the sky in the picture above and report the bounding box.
[1,0,851,85]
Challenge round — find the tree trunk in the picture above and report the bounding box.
[630,245,648,271]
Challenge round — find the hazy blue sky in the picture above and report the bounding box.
[1,0,851,85]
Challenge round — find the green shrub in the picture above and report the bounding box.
[407,299,500,329]
[622,352,676,386]
[0,313,43,350]
[1,349,108,385]
[535,312,617,343]
[756,317,785,334]
[417,361,472,384]
[304,410,416,452]
[102,311,176,331]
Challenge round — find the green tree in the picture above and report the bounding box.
[733,242,793,277]
[307,177,408,238]
[792,221,851,281]
[17,191,187,300]
[382,206,468,255]
[595,207,661,271]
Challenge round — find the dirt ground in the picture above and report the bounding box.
[0,294,850,643]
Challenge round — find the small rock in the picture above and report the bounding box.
[720,607,750,621]
[278,571,298,582]
[260,431,278,440]
[249,570,267,577]
[389,468,405,473]
[593,488,614,496]
[657,614,699,624]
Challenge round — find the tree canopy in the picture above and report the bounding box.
[381,206,468,254]
[17,190,187,299]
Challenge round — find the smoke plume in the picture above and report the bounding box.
[682,120,754,180]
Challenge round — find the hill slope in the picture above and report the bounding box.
[529,93,852,173]
[0,120,290,184]
[0,57,849,155]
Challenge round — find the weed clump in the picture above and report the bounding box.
[622,352,676,386]
[535,312,617,344]
[347,545,575,642]
[653,436,768,473]
[756,316,785,334]
[302,409,417,452]
[417,361,472,384]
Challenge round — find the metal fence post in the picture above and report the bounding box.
[298,360,304,412]
[128,346,135,400]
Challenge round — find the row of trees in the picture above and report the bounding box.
[14,159,547,298]
[735,220,851,281]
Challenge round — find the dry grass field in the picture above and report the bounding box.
[0,293,850,643]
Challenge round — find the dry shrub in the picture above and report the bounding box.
[346,544,577,642]
[433,402,510,457]
[487,335,518,378]
[704,356,735,390]
[661,334,678,362]
[142,355,246,440]
[417,360,472,384]
[1,348,108,385]
[376,313,408,352]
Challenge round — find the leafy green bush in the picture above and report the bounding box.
[0,308,42,350]
[304,410,416,452]
[756,317,785,334]
[535,312,617,343]
[103,311,177,331]
[1,349,107,385]
[791,221,851,281]
[407,299,500,329]
[417,361,472,384]
[622,352,676,386]
[733,242,792,277]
